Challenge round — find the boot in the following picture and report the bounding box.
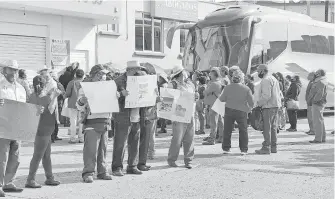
[255,146,270,155]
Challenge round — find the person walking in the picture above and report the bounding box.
[25,75,61,188]
[255,64,283,154]
[307,69,328,143]
[66,69,85,143]
[219,70,254,155]
[76,65,113,183]
[167,65,196,169]
[305,72,316,135]
[202,67,223,145]
[0,60,26,197]
[285,75,302,132]
[17,69,32,99]
[195,76,207,135]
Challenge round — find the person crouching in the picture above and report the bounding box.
[25,75,61,188]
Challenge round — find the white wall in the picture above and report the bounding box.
[0,7,96,72]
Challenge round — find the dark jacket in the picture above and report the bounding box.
[286,81,302,101]
[305,81,314,103]
[307,76,328,106]
[59,71,75,91]
[29,93,56,136]
[113,74,131,126]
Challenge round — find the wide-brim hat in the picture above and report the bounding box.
[142,62,157,75]
[37,65,51,74]
[169,65,184,80]
[0,60,19,70]
[126,61,145,71]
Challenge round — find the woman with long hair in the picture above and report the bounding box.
[285,75,302,132]
[25,75,61,188]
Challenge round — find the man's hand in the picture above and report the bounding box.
[0,99,4,106]
[121,89,129,97]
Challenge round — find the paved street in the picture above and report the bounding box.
[5,116,334,199]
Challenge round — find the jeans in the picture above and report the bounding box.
[307,106,314,133]
[168,118,195,164]
[312,104,326,142]
[51,123,58,141]
[209,109,223,139]
[287,109,297,129]
[217,114,224,139]
[139,120,157,166]
[223,108,248,152]
[262,108,279,147]
[69,109,83,142]
[82,123,108,178]
[0,139,20,187]
[205,106,210,126]
[197,110,205,132]
[112,122,140,171]
[27,136,53,181]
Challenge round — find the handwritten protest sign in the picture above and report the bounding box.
[157,88,195,123]
[0,99,42,142]
[211,98,226,116]
[80,81,119,114]
[125,75,157,108]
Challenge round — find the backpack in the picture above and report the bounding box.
[250,107,263,131]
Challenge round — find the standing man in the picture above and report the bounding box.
[255,64,282,154]
[308,69,328,143]
[202,67,223,145]
[76,64,113,183]
[305,72,315,135]
[0,60,26,197]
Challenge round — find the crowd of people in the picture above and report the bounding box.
[0,58,331,197]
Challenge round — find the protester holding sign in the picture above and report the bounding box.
[167,65,196,169]
[76,64,113,183]
[0,60,27,197]
[25,75,61,188]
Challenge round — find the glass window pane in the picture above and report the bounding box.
[311,35,330,54]
[135,19,143,25]
[135,25,143,51]
[144,18,152,26]
[144,14,151,19]
[98,24,108,32]
[135,12,143,19]
[144,26,152,51]
[154,27,161,52]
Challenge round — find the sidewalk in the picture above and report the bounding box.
[5,116,334,199]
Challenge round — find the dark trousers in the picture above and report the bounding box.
[51,123,59,141]
[108,120,114,138]
[112,122,140,171]
[287,110,297,129]
[138,120,156,166]
[222,107,248,152]
[158,118,166,130]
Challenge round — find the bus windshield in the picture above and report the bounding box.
[183,19,249,73]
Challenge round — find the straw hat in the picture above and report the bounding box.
[0,60,19,70]
[169,65,184,80]
[37,65,51,74]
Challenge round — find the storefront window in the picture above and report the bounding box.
[135,12,163,52]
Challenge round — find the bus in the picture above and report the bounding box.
[166,5,334,110]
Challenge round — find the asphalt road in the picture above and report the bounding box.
[4,116,334,199]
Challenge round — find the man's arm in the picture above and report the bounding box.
[246,88,255,109]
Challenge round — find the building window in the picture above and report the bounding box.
[98,24,119,33]
[135,12,162,52]
[180,29,189,53]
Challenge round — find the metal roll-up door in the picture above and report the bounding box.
[0,34,46,81]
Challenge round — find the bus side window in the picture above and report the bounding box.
[249,44,264,74]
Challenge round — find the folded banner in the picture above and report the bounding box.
[157,88,195,123]
[0,99,42,142]
[125,75,158,108]
[211,99,226,116]
[80,81,119,114]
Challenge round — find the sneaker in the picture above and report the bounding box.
[168,162,178,167]
[25,180,42,188]
[2,184,23,193]
[202,139,215,145]
[255,147,270,155]
[203,136,210,141]
[185,163,192,169]
[112,168,124,177]
[287,128,297,132]
[137,165,150,171]
[223,149,231,154]
[97,174,112,180]
[309,140,322,144]
[45,178,60,186]
[195,131,205,135]
[83,176,93,183]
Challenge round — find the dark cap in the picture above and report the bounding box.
[76,69,85,78]
[89,64,109,76]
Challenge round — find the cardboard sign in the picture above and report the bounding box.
[211,98,226,116]
[80,81,119,114]
[0,99,42,142]
[157,88,195,123]
[125,75,158,108]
